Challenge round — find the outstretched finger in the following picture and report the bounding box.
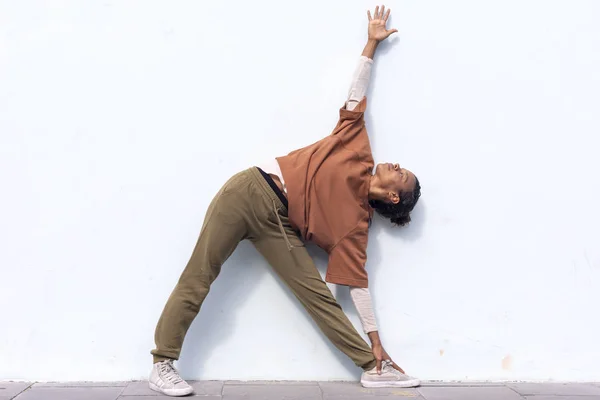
[374,5,379,19]
[367,10,372,21]
[384,8,391,22]
[380,5,386,20]
[392,362,405,374]
[385,28,398,38]
[376,358,382,375]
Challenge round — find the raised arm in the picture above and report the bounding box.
[347,7,406,376]
[364,5,398,58]
[346,5,398,111]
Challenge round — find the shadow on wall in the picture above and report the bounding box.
[363,34,399,152]
[176,241,262,377]
[367,202,426,293]
[177,200,426,379]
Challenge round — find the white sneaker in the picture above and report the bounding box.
[149,359,194,397]
[361,360,421,388]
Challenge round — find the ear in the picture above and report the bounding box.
[388,191,400,204]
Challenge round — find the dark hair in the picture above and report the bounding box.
[369,177,421,226]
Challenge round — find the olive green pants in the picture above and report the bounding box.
[151,167,377,371]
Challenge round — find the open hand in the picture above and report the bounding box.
[367,5,398,42]
[372,343,406,375]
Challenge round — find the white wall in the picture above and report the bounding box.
[1,0,600,382]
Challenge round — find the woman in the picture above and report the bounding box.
[149,5,421,396]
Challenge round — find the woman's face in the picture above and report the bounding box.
[375,163,417,203]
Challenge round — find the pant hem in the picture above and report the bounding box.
[151,351,179,364]
[362,359,377,371]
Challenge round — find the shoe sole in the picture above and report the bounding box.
[149,382,194,397]
[361,379,421,388]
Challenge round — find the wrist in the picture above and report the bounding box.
[366,39,380,51]
[368,331,382,345]
[361,40,379,59]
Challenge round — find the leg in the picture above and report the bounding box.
[252,231,377,371]
[151,182,248,362]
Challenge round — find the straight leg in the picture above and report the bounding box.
[151,175,250,362]
[251,217,377,370]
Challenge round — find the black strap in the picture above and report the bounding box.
[256,167,288,210]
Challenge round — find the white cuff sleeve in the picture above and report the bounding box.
[346,56,373,111]
[350,286,378,333]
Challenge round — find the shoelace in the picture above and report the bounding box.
[381,360,392,372]
[381,360,403,377]
[159,360,184,384]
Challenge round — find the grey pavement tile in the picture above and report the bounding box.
[120,397,221,400]
[33,382,128,387]
[319,382,423,398]
[14,386,124,400]
[121,381,223,396]
[225,381,318,386]
[524,397,600,400]
[420,381,505,387]
[418,386,523,400]
[119,381,160,397]
[0,382,32,399]
[223,383,321,400]
[507,383,600,396]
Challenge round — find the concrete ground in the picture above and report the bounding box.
[2,381,600,400]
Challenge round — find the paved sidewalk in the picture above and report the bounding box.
[3,381,600,400]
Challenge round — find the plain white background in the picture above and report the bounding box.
[1,0,599,382]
